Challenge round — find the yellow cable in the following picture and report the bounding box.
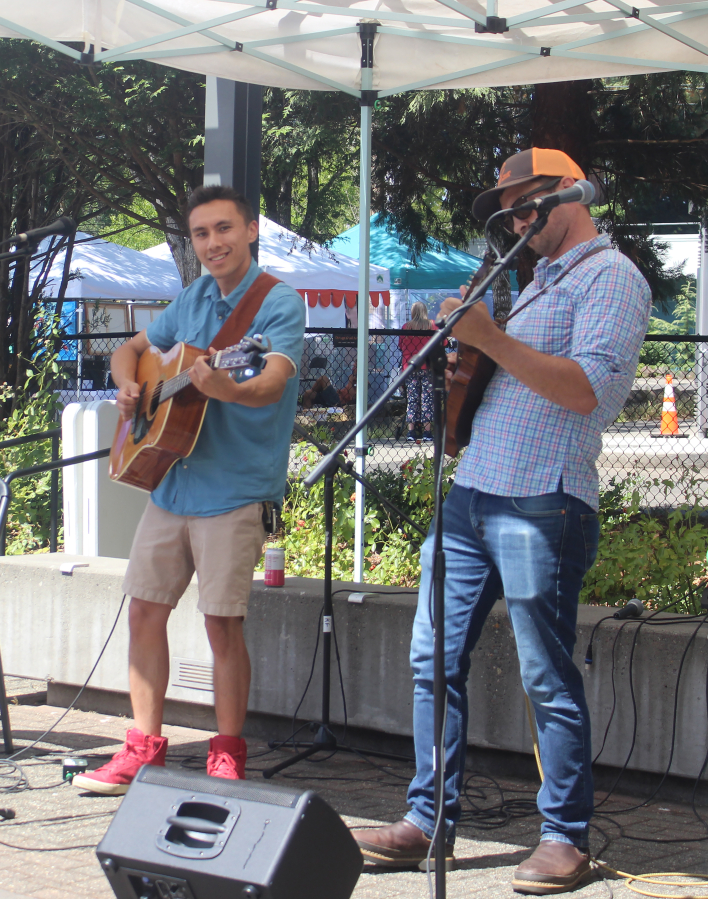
[524,692,544,782]
[593,858,708,898]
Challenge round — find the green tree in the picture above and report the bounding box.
[261,89,360,243]
[369,76,708,299]
[91,197,166,252]
[0,41,205,286]
[648,279,696,335]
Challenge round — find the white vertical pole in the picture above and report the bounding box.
[354,24,376,583]
[354,101,373,583]
[696,224,708,435]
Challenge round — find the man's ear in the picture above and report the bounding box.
[248,219,259,244]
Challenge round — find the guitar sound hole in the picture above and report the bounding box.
[150,381,163,417]
[130,383,150,445]
[133,413,151,444]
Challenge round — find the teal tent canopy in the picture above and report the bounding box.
[331,215,518,291]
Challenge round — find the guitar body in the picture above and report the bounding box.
[445,342,497,457]
[109,343,209,492]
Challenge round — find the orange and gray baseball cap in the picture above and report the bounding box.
[472,148,586,221]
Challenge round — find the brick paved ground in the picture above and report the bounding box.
[1,677,707,899]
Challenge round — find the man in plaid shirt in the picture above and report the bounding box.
[352,149,651,893]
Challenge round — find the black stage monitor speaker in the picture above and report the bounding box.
[96,765,363,899]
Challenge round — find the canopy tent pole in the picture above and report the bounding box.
[354,23,377,582]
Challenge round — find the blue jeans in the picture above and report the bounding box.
[405,483,599,848]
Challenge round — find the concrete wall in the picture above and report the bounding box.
[1,553,706,780]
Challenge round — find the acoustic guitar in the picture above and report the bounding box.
[109,336,269,492]
[445,253,500,457]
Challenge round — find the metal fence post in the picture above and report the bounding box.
[50,431,60,553]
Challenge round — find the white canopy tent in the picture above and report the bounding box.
[35,232,182,301]
[144,215,391,328]
[1,0,702,576]
[1,1,707,91]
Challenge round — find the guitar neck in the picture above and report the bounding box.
[155,352,219,405]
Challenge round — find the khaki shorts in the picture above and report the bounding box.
[122,499,266,618]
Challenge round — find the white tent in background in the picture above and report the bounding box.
[35,231,182,302]
[143,216,391,328]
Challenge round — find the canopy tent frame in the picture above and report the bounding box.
[8,0,708,90]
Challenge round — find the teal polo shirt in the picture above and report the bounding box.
[145,259,305,517]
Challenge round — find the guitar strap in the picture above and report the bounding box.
[209,272,282,351]
[498,245,608,327]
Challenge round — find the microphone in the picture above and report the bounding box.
[613,598,644,620]
[13,217,76,246]
[509,180,595,216]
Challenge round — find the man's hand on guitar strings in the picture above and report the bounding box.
[190,346,237,402]
[116,382,142,422]
[439,290,497,352]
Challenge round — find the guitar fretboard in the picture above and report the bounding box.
[147,353,220,409]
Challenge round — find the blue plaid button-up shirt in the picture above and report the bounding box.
[456,235,651,510]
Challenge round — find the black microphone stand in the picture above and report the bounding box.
[303,212,550,899]
[262,423,426,779]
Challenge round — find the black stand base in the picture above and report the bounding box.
[262,725,338,778]
[0,646,14,754]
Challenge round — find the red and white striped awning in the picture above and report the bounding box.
[296,290,390,308]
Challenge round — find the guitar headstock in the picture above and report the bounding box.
[211,335,272,377]
[462,250,496,302]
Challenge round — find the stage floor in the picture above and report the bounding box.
[0,676,706,899]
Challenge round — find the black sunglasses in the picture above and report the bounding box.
[502,177,562,232]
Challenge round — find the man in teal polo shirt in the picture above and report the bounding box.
[73,185,305,795]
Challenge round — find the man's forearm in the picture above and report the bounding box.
[110,341,141,388]
[227,372,287,407]
[479,327,598,415]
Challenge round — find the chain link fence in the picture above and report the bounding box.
[55,331,708,510]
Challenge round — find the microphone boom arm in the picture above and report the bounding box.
[303,211,550,489]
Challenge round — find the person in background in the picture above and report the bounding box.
[399,302,437,441]
[301,357,357,409]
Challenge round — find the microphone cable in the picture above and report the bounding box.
[0,592,127,808]
[596,611,708,816]
[592,603,708,811]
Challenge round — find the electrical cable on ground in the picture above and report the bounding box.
[592,859,708,899]
[0,593,127,800]
[5,593,127,763]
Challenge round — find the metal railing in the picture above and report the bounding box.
[0,444,111,752]
[0,447,110,556]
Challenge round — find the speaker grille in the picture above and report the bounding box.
[137,766,301,807]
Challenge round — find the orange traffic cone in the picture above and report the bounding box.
[660,373,680,436]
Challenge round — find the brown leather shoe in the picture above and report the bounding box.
[512,840,592,895]
[350,819,454,869]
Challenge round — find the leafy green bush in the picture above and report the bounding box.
[0,326,64,554]
[581,469,708,614]
[262,440,458,586]
[273,442,708,608]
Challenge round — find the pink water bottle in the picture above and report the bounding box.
[264,548,285,587]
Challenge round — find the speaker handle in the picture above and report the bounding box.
[166,816,226,835]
